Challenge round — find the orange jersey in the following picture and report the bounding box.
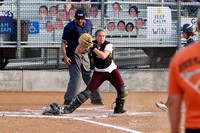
[168,41,200,129]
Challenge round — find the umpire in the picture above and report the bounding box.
[61,9,103,105]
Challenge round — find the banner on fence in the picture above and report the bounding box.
[147,7,171,39]
[0,11,13,34]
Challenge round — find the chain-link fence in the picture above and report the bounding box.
[0,0,199,70]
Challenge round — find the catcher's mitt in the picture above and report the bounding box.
[42,102,63,115]
[78,33,93,48]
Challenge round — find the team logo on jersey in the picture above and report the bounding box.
[181,68,200,94]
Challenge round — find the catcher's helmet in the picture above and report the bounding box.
[181,23,196,36]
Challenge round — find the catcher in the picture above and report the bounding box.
[43,29,128,115]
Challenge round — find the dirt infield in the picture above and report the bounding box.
[0,91,185,133]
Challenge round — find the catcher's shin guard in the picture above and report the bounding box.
[117,85,128,99]
[114,98,127,114]
[63,89,92,114]
[113,85,128,114]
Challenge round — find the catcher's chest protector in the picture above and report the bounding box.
[92,41,112,69]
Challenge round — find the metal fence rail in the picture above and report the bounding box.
[0,0,199,70]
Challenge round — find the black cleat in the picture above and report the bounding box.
[113,109,127,114]
[91,99,104,105]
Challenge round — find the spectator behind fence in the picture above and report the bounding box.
[112,2,123,19]
[59,10,68,22]
[91,0,108,17]
[55,18,64,36]
[49,5,58,21]
[89,6,98,18]
[61,9,103,105]
[168,14,200,133]
[45,21,54,36]
[135,18,144,36]
[39,5,48,22]
[107,22,115,37]
[66,0,91,17]
[65,2,72,12]
[129,6,140,21]
[117,20,125,37]
[107,22,115,31]
[187,0,200,17]
[68,8,76,21]
[126,22,134,38]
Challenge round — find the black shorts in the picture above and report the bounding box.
[186,128,200,133]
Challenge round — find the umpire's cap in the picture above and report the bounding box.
[75,9,85,20]
[181,23,196,36]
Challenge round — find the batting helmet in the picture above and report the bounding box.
[181,23,196,36]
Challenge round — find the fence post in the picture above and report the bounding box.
[177,0,182,50]
[57,48,60,68]
[101,0,104,29]
[16,0,21,59]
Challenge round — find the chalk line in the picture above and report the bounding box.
[0,113,141,133]
[0,107,144,133]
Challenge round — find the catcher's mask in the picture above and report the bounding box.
[50,102,62,115]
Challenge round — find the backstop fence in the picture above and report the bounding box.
[0,0,199,70]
